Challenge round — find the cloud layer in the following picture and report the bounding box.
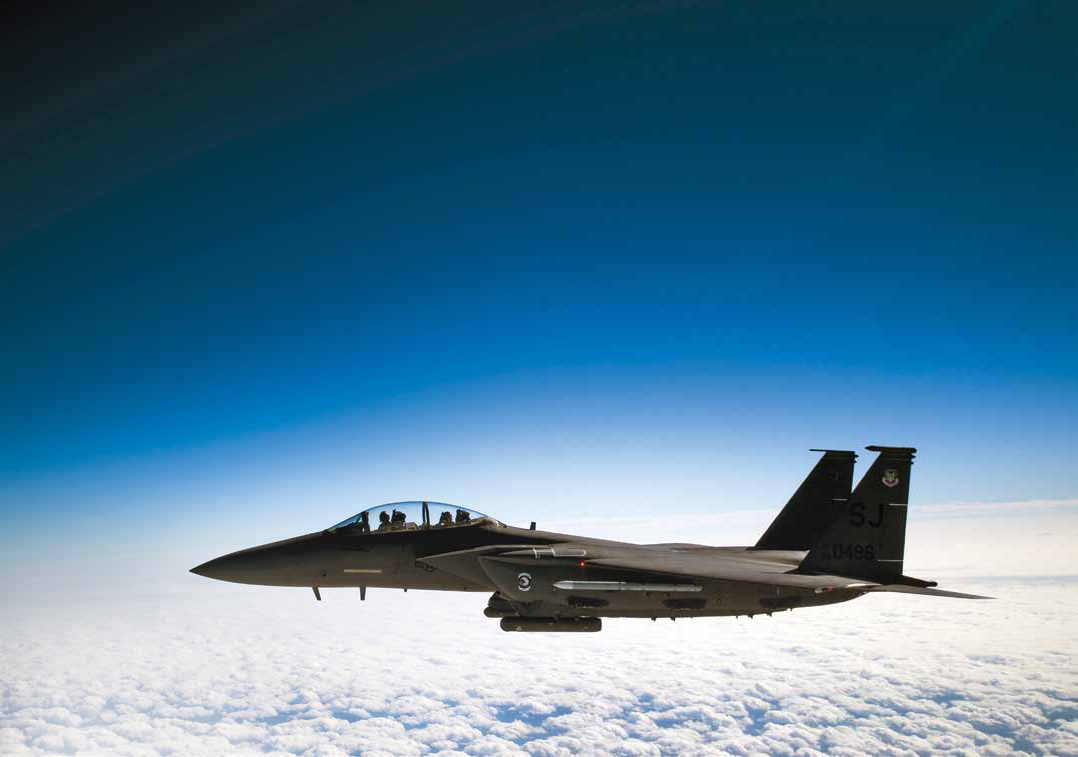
[3,576,1077,756]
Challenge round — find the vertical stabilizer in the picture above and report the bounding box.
[798,446,916,581]
[754,449,857,550]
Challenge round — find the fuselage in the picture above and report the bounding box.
[191,521,863,619]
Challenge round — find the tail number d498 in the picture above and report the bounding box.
[826,544,877,561]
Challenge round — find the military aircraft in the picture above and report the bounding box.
[191,445,989,631]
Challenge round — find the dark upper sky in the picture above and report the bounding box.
[2,1,1076,494]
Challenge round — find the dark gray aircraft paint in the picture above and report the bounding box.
[192,446,989,632]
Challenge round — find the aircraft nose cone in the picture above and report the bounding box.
[190,532,321,584]
[190,558,225,579]
[190,555,246,581]
[189,550,268,584]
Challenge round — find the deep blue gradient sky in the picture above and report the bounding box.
[2,2,1076,574]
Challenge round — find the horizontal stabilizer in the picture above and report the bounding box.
[865,584,993,600]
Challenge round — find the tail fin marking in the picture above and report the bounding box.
[798,446,916,582]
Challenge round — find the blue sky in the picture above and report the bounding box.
[2,1,1076,577]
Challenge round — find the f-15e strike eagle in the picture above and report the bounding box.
[192,445,989,631]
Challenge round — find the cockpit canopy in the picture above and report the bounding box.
[327,501,501,533]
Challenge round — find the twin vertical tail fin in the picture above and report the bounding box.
[754,449,857,551]
[798,446,916,582]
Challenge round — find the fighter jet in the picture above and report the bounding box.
[191,446,989,632]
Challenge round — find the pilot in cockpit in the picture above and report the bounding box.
[391,509,407,529]
[377,511,391,531]
[437,510,453,527]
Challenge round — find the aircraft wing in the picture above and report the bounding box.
[420,542,877,592]
[585,546,879,592]
[587,546,991,598]
[419,541,989,601]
